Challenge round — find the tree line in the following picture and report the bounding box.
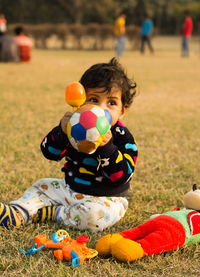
[1,0,200,34]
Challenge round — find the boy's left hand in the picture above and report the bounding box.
[61,112,72,135]
[99,130,112,147]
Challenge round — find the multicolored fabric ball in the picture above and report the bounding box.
[67,104,112,154]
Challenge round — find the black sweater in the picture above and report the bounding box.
[40,120,138,196]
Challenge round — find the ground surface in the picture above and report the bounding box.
[0,36,200,276]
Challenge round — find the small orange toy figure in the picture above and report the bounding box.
[65,82,86,112]
[20,230,98,267]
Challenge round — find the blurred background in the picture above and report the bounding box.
[0,1,200,276]
[1,0,200,51]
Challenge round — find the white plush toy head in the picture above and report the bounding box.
[183,184,200,210]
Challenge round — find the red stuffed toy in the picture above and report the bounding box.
[96,184,200,261]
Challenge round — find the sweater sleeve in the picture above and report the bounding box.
[95,122,138,186]
[40,124,70,161]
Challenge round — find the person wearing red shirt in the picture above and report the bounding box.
[0,14,7,33]
[181,10,193,57]
[14,26,32,62]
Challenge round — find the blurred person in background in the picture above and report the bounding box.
[140,13,154,54]
[15,26,32,62]
[114,13,126,57]
[0,30,20,62]
[0,14,7,33]
[181,10,193,57]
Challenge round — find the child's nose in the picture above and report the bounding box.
[98,102,107,109]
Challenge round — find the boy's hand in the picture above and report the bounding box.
[100,130,112,147]
[61,112,72,135]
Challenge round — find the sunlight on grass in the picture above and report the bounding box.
[0,36,200,276]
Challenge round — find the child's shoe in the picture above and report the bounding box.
[0,203,24,227]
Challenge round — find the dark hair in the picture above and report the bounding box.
[14,26,24,35]
[184,10,190,16]
[80,57,137,109]
[143,13,149,19]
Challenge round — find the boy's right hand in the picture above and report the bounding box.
[61,112,72,135]
[99,129,112,147]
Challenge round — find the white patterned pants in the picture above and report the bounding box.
[11,178,128,231]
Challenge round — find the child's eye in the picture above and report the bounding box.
[108,100,116,106]
[89,98,98,103]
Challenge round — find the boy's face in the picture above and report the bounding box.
[85,86,126,126]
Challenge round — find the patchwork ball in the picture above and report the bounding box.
[67,104,112,154]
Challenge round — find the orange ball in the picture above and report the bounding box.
[65,82,86,108]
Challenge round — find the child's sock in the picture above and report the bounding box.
[0,203,24,227]
[33,205,57,223]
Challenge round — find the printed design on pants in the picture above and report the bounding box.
[11,178,128,231]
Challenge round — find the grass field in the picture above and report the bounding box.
[0,36,200,276]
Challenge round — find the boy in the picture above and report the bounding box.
[0,58,138,231]
[14,26,32,62]
[0,14,7,34]
[181,10,193,57]
[114,14,126,57]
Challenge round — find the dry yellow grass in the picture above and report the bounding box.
[0,36,200,276]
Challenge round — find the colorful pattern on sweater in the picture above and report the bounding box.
[40,121,137,196]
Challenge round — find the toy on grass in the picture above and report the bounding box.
[65,82,86,112]
[67,104,112,154]
[96,184,200,262]
[20,229,98,267]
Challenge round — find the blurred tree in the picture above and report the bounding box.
[57,0,83,23]
[149,0,174,34]
[0,0,199,34]
[83,0,120,24]
[133,0,147,25]
[115,0,137,25]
